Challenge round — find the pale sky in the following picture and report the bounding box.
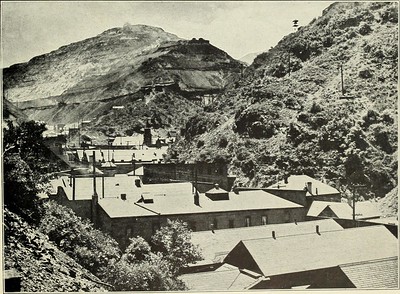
[1,1,333,68]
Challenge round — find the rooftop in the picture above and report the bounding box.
[98,186,303,218]
[180,264,262,291]
[267,175,340,196]
[339,257,398,288]
[76,146,168,163]
[191,219,344,263]
[225,225,398,277]
[307,201,381,220]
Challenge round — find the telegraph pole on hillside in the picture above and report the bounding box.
[351,184,367,226]
[340,64,345,95]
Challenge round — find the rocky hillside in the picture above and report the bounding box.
[4,208,109,292]
[174,2,398,200]
[3,24,243,128]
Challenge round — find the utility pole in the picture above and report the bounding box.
[340,64,345,95]
[92,151,98,197]
[352,184,366,227]
[288,53,291,77]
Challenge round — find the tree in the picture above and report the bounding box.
[105,236,187,291]
[3,153,43,223]
[151,219,202,274]
[106,255,186,291]
[39,201,121,277]
[3,120,55,223]
[121,237,152,263]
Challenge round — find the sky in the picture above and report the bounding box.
[1,1,333,67]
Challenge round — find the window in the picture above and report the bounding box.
[229,219,234,228]
[285,210,291,223]
[245,216,251,227]
[213,218,218,229]
[189,221,197,232]
[262,215,268,225]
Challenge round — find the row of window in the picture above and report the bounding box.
[125,212,292,236]
[189,215,270,232]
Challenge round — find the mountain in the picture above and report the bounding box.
[239,51,262,65]
[173,2,398,200]
[3,24,244,130]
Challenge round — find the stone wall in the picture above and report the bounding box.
[98,206,306,248]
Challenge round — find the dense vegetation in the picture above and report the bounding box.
[3,120,202,291]
[173,2,398,201]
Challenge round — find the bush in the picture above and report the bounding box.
[359,22,372,35]
[39,201,121,277]
[310,102,323,113]
[359,67,373,78]
[218,137,228,148]
[234,104,280,139]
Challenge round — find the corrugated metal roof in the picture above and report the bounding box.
[268,175,340,196]
[232,226,397,277]
[192,219,344,263]
[339,257,398,288]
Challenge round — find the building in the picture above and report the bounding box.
[180,264,264,291]
[75,147,168,165]
[307,200,381,220]
[265,175,341,207]
[112,135,144,147]
[142,162,236,192]
[190,219,344,265]
[223,225,398,289]
[49,175,306,248]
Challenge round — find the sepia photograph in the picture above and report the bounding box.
[1,1,398,292]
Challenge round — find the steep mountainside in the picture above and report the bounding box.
[3,24,243,128]
[174,2,398,200]
[4,208,109,292]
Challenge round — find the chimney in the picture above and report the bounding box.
[135,179,141,187]
[143,128,152,147]
[121,193,127,201]
[194,191,200,206]
[272,231,276,239]
[210,223,215,234]
[294,219,297,225]
[316,188,318,195]
[214,183,220,190]
[284,175,289,184]
[306,182,312,193]
[316,225,320,235]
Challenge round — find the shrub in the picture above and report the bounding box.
[218,137,228,148]
[359,67,373,78]
[234,104,280,139]
[359,22,372,35]
[39,201,121,277]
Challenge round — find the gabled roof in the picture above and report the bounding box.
[192,219,344,263]
[339,257,398,288]
[180,265,261,291]
[307,201,381,220]
[268,175,340,196]
[224,226,398,277]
